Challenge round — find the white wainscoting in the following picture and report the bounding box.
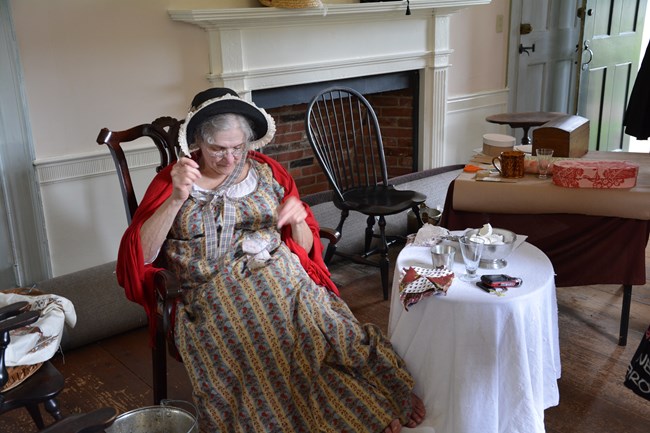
[445,89,510,165]
[34,143,160,276]
[34,89,509,276]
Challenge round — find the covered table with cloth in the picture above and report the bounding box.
[388,237,561,433]
[440,151,650,345]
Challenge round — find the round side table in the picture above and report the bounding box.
[486,111,565,145]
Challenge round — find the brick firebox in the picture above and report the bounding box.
[261,88,416,197]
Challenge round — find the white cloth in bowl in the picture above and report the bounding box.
[1,292,76,366]
[411,224,450,247]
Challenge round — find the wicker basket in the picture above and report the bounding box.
[2,287,45,296]
[1,362,44,392]
[259,0,323,8]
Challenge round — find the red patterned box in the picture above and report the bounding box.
[552,160,639,188]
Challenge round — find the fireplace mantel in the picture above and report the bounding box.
[169,1,488,27]
[168,0,489,169]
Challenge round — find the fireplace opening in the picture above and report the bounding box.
[253,70,420,196]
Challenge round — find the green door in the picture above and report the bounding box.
[577,0,647,151]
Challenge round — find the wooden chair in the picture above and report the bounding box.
[97,117,183,405]
[0,302,64,429]
[305,86,426,299]
[97,116,339,404]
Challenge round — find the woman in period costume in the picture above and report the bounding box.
[116,88,425,433]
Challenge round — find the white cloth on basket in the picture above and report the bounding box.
[0,292,76,366]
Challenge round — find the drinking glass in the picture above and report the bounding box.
[536,148,554,179]
[458,236,485,281]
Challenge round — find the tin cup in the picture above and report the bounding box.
[431,245,456,270]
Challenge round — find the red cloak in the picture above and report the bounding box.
[116,151,338,344]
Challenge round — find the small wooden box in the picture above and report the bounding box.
[532,115,589,158]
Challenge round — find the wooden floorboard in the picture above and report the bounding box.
[1,244,649,432]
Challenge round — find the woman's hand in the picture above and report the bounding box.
[277,196,307,228]
[277,196,313,252]
[170,157,201,202]
[140,157,200,263]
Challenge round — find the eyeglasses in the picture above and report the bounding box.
[203,145,246,160]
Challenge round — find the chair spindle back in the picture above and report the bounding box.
[306,87,389,203]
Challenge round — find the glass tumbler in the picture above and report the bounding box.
[535,148,554,179]
[458,236,485,281]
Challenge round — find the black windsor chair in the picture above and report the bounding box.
[305,86,427,300]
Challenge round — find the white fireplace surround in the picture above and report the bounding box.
[169,0,489,169]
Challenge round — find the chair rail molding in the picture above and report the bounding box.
[168,0,489,169]
[33,144,159,185]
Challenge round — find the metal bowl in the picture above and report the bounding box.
[464,228,517,269]
[105,402,197,433]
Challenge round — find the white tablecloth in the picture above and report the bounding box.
[389,239,561,433]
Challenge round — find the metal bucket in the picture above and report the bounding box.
[105,399,197,433]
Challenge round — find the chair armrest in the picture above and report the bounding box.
[0,302,36,326]
[152,269,182,361]
[319,227,341,246]
[0,302,40,336]
[153,269,182,303]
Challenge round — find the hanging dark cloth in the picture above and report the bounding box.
[623,43,650,139]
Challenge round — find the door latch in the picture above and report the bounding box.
[519,43,536,55]
[581,40,594,71]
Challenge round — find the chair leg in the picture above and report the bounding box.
[44,397,63,422]
[153,318,168,404]
[324,242,337,264]
[378,216,390,300]
[25,404,45,429]
[412,204,424,226]
[365,215,376,255]
[335,209,349,236]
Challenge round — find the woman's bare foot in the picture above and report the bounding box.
[383,393,425,432]
[405,393,426,428]
[383,419,402,433]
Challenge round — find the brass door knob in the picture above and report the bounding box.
[520,23,533,35]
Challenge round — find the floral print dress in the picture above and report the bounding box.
[163,159,414,433]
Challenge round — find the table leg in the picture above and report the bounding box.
[618,284,632,346]
[521,126,531,145]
